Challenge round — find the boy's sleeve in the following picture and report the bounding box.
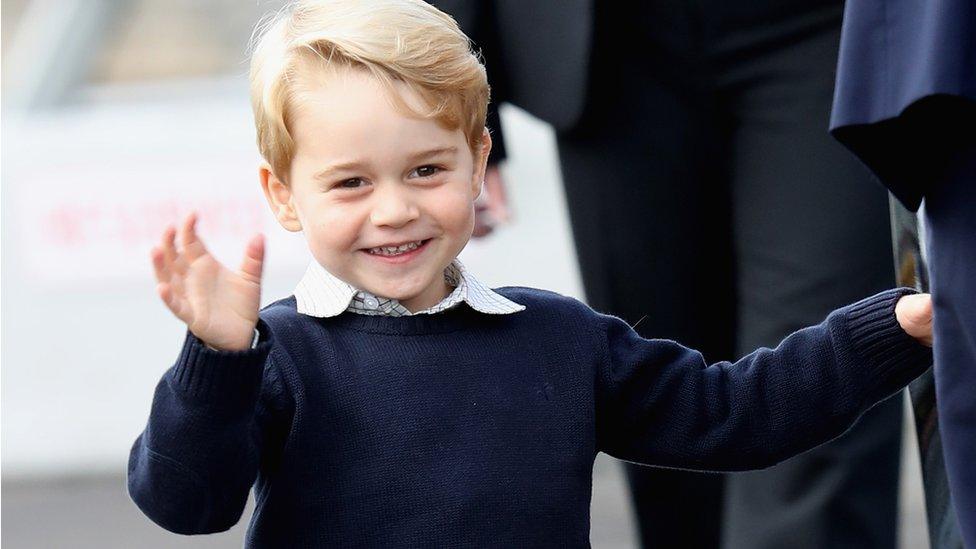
[126,317,290,535]
[594,288,932,472]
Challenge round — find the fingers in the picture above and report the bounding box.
[157,212,205,277]
[151,228,180,288]
[238,233,265,284]
[158,224,182,276]
[915,295,934,346]
[484,168,510,223]
[173,211,210,264]
[157,281,174,312]
[921,293,933,318]
[152,242,187,320]
[156,281,187,320]
[161,225,177,263]
[471,204,495,238]
[152,212,263,322]
[151,216,196,320]
[896,293,935,347]
[179,211,196,249]
[179,211,210,261]
[152,224,184,286]
[150,245,168,285]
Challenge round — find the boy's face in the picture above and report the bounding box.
[261,66,491,312]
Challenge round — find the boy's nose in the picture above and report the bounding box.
[369,184,420,228]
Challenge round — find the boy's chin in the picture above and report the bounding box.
[361,280,428,302]
[370,277,450,310]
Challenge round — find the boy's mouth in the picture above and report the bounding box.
[361,238,432,260]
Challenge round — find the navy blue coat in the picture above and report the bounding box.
[830,1,975,546]
[830,0,975,211]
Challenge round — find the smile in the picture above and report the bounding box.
[366,239,426,256]
[362,239,432,263]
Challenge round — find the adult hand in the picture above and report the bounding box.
[472,164,511,238]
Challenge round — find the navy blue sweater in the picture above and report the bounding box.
[127,287,930,547]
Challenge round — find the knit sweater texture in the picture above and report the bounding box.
[127,286,931,547]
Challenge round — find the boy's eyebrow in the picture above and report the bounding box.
[405,146,458,161]
[314,146,458,180]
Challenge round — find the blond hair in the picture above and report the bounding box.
[248,0,490,182]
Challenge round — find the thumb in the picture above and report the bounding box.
[239,233,265,284]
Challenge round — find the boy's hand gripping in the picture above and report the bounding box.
[895,293,934,347]
[151,211,265,351]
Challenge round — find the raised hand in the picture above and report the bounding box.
[151,211,265,351]
[472,164,511,238]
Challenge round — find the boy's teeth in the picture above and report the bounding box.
[368,240,423,256]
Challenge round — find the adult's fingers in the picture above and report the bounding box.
[471,205,495,238]
[484,167,510,223]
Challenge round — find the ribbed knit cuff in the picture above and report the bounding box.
[170,318,273,413]
[840,288,933,406]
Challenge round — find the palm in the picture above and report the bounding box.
[151,211,265,351]
[183,254,260,344]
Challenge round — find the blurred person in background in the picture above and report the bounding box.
[434,1,905,547]
[831,0,976,546]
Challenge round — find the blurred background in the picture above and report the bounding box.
[0,0,929,547]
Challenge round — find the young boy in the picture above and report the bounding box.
[127,0,935,546]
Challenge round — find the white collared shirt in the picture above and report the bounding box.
[293,258,525,318]
[206,259,524,351]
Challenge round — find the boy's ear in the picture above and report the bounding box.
[471,127,493,196]
[259,163,303,232]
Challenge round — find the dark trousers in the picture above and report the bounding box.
[925,141,976,548]
[555,1,902,547]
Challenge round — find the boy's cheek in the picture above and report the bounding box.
[306,216,358,256]
[444,209,477,247]
[437,190,479,230]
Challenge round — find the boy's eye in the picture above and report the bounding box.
[413,165,441,178]
[337,178,367,189]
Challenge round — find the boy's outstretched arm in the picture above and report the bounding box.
[595,288,932,472]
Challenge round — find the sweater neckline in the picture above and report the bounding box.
[311,300,503,335]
